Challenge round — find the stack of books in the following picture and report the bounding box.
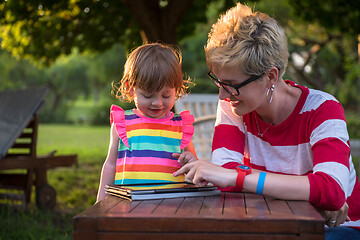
[105,181,221,201]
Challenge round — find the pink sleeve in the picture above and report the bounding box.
[110,105,129,147]
[179,110,194,150]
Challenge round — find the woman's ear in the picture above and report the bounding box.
[267,67,279,86]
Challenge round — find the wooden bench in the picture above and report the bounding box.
[0,87,77,209]
[175,94,219,161]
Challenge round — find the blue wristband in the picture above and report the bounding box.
[256,172,267,195]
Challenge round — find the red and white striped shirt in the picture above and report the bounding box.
[211,81,360,229]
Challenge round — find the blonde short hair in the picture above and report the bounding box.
[205,3,289,78]
[113,43,189,102]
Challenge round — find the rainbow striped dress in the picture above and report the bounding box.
[110,105,194,185]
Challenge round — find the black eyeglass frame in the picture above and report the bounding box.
[207,71,265,96]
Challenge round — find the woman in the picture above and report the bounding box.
[173,3,360,239]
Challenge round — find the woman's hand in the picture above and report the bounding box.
[172,160,237,187]
[172,151,198,166]
[318,202,350,227]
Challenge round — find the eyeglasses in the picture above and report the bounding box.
[207,71,264,96]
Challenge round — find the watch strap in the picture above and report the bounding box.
[235,170,246,191]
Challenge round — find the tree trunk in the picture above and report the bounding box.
[121,0,193,45]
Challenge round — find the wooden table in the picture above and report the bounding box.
[73,192,324,240]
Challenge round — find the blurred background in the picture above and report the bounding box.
[0,0,359,239]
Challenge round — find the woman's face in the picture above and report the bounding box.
[211,65,268,117]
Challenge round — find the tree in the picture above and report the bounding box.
[0,0,238,65]
[3,0,359,111]
[289,0,360,35]
[285,0,360,108]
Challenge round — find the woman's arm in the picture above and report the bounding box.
[173,160,310,200]
[242,170,310,200]
[96,124,119,203]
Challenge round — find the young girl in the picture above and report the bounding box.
[96,43,197,202]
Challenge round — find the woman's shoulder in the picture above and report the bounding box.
[302,88,341,113]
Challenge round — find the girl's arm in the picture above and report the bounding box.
[172,141,198,166]
[184,141,197,158]
[96,124,119,203]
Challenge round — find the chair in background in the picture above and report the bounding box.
[175,94,219,161]
[0,87,77,209]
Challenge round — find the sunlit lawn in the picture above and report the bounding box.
[1,124,110,239]
[37,124,110,210]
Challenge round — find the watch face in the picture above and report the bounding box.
[237,165,251,171]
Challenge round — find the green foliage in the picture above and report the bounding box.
[0,49,44,90]
[0,206,73,240]
[88,96,135,126]
[1,0,359,121]
[261,0,360,109]
[190,78,219,94]
[0,44,127,124]
[288,0,360,34]
[338,55,360,109]
[0,0,230,65]
[0,0,136,65]
[346,112,360,139]
[40,101,71,124]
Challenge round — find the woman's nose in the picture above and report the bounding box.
[219,87,231,100]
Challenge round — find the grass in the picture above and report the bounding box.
[0,207,73,240]
[37,124,109,165]
[36,124,110,210]
[0,124,110,240]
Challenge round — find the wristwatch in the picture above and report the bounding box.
[236,164,252,191]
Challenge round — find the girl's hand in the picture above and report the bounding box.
[318,202,349,227]
[172,151,198,166]
[172,160,237,187]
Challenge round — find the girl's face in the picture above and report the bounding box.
[133,86,176,119]
[212,65,268,117]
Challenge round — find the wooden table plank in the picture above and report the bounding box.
[152,197,184,216]
[244,193,271,217]
[264,196,295,218]
[199,194,225,217]
[287,200,324,235]
[175,196,204,217]
[129,199,162,215]
[75,195,120,217]
[223,192,246,217]
[73,196,121,240]
[74,193,325,240]
[97,232,307,240]
[287,200,323,219]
